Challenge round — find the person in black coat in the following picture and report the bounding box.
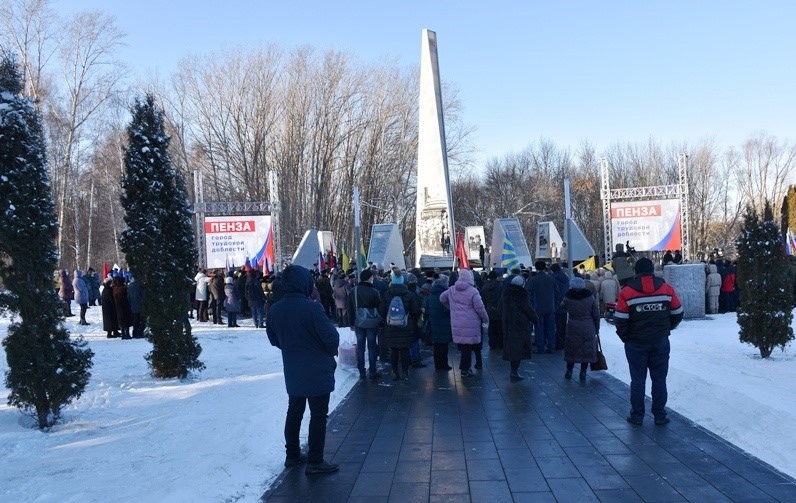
[480,271,503,349]
[101,277,119,338]
[525,261,560,353]
[560,277,600,381]
[208,269,225,325]
[378,269,422,380]
[266,265,340,475]
[112,276,133,339]
[246,270,267,328]
[315,271,334,319]
[427,276,453,370]
[501,276,539,381]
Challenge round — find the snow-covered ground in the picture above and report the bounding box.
[0,307,794,502]
[0,306,358,503]
[600,312,796,478]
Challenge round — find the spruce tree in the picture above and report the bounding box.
[736,201,794,358]
[119,94,203,378]
[0,55,93,429]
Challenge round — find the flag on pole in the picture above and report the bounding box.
[501,236,519,270]
[788,229,796,256]
[341,243,350,272]
[252,220,276,275]
[455,231,469,269]
[579,256,596,271]
[328,241,336,270]
[102,262,111,280]
[359,240,367,270]
[318,251,326,272]
[244,257,252,272]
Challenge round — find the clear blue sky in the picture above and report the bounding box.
[55,0,796,164]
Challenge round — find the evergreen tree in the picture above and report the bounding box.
[736,201,794,358]
[0,55,93,429]
[781,185,796,244]
[119,94,203,378]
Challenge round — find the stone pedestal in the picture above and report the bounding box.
[663,263,705,319]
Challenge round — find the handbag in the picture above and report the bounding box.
[591,334,608,371]
[354,286,381,329]
[338,331,357,366]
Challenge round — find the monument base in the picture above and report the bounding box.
[663,263,706,319]
[418,254,455,269]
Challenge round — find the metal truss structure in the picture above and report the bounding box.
[600,154,690,262]
[192,170,279,269]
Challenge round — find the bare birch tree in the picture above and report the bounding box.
[50,10,126,265]
[730,132,796,214]
[0,0,57,104]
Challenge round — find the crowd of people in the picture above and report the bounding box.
[263,256,685,475]
[54,267,143,339]
[51,252,695,474]
[296,259,625,383]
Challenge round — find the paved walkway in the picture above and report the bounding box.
[262,347,796,502]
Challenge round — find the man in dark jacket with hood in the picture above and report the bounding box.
[266,265,340,475]
[615,257,683,426]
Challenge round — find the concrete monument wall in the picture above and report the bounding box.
[663,263,705,319]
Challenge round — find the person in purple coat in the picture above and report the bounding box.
[440,269,489,378]
[224,275,241,328]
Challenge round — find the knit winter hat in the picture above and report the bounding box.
[635,257,654,275]
[391,269,404,285]
[433,275,449,287]
[360,269,373,282]
[570,277,586,289]
[511,275,525,287]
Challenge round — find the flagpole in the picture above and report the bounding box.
[354,186,362,275]
[564,177,574,278]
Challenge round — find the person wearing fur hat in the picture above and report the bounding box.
[560,277,600,380]
[440,269,489,378]
[501,275,538,381]
[615,257,683,425]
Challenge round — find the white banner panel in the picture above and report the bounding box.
[205,215,272,269]
[610,199,682,252]
[465,226,485,260]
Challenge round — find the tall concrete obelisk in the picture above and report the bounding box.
[415,29,455,268]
